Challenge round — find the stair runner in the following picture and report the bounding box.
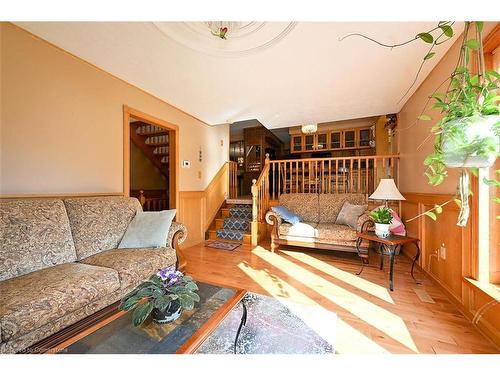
[216,204,252,242]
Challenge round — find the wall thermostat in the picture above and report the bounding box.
[182,160,191,168]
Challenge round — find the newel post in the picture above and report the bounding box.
[138,190,146,208]
[251,178,258,246]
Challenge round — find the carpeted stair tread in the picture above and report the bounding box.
[223,218,250,231]
[228,206,252,220]
[216,229,246,241]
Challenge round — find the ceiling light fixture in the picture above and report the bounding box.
[301,124,318,134]
[206,22,241,40]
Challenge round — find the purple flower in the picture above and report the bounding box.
[157,267,184,287]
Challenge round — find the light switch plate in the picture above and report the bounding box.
[182,160,191,168]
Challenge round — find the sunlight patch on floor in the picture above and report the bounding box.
[282,250,394,304]
[237,261,389,353]
[251,246,418,353]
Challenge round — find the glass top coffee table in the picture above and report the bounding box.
[49,282,246,354]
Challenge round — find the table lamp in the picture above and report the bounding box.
[369,178,405,207]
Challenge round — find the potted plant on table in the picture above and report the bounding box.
[119,267,199,326]
[370,207,393,238]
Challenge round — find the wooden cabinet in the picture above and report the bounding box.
[304,134,315,151]
[330,131,341,149]
[358,128,371,148]
[290,126,373,153]
[291,135,302,152]
[316,133,328,151]
[290,128,372,154]
[343,129,356,149]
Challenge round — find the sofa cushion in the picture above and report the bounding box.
[316,223,358,242]
[335,202,368,229]
[279,222,318,239]
[0,199,77,282]
[119,209,176,249]
[271,206,301,225]
[0,263,120,342]
[63,197,142,260]
[279,194,320,222]
[80,247,177,289]
[318,193,367,223]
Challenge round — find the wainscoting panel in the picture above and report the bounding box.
[401,192,499,349]
[177,163,229,248]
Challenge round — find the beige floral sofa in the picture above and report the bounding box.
[0,196,187,354]
[265,193,373,252]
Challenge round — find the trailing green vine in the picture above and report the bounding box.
[342,21,500,226]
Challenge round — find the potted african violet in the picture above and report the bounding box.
[370,207,393,238]
[119,267,199,326]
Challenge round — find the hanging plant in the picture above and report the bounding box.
[342,22,500,226]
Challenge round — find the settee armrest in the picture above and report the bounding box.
[265,210,283,226]
[167,222,188,249]
[357,212,374,233]
[166,222,188,271]
[266,211,282,252]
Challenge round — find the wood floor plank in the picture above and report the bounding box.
[183,241,499,354]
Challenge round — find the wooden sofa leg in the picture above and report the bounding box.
[173,232,187,272]
[270,236,279,253]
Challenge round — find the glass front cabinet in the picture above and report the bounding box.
[316,133,328,151]
[330,131,342,149]
[290,126,374,153]
[292,135,303,153]
[358,128,371,148]
[304,134,315,151]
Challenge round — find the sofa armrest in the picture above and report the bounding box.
[266,211,282,252]
[166,222,188,271]
[357,212,374,232]
[265,210,283,226]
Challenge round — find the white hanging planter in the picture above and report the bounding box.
[442,114,500,168]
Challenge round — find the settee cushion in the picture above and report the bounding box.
[80,247,177,289]
[64,197,142,260]
[279,194,320,222]
[335,202,368,229]
[318,193,366,223]
[279,222,318,239]
[0,263,120,342]
[0,199,77,282]
[119,209,176,249]
[271,206,301,225]
[316,223,358,242]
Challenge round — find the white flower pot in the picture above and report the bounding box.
[375,223,391,238]
[442,114,499,168]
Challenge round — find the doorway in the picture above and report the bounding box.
[123,106,178,210]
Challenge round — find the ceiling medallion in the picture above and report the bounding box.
[153,22,297,57]
[301,124,318,134]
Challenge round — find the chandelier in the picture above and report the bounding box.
[206,22,241,40]
[301,124,318,134]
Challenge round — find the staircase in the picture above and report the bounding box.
[207,201,252,244]
[130,121,169,177]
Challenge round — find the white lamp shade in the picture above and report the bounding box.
[369,179,405,201]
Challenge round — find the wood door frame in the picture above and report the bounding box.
[123,105,179,209]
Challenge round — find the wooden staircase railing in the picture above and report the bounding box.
[250,155,271,246]
[138,190,169,211]
[250,154,400,246]
[228,160,238,199]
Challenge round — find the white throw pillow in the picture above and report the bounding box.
[118,209,176,249]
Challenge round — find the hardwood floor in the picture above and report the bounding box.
[184,241,499,354]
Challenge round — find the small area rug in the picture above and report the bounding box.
[205,241,240,251]
[196,293,335,354]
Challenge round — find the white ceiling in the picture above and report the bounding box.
[16,22,462,129]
